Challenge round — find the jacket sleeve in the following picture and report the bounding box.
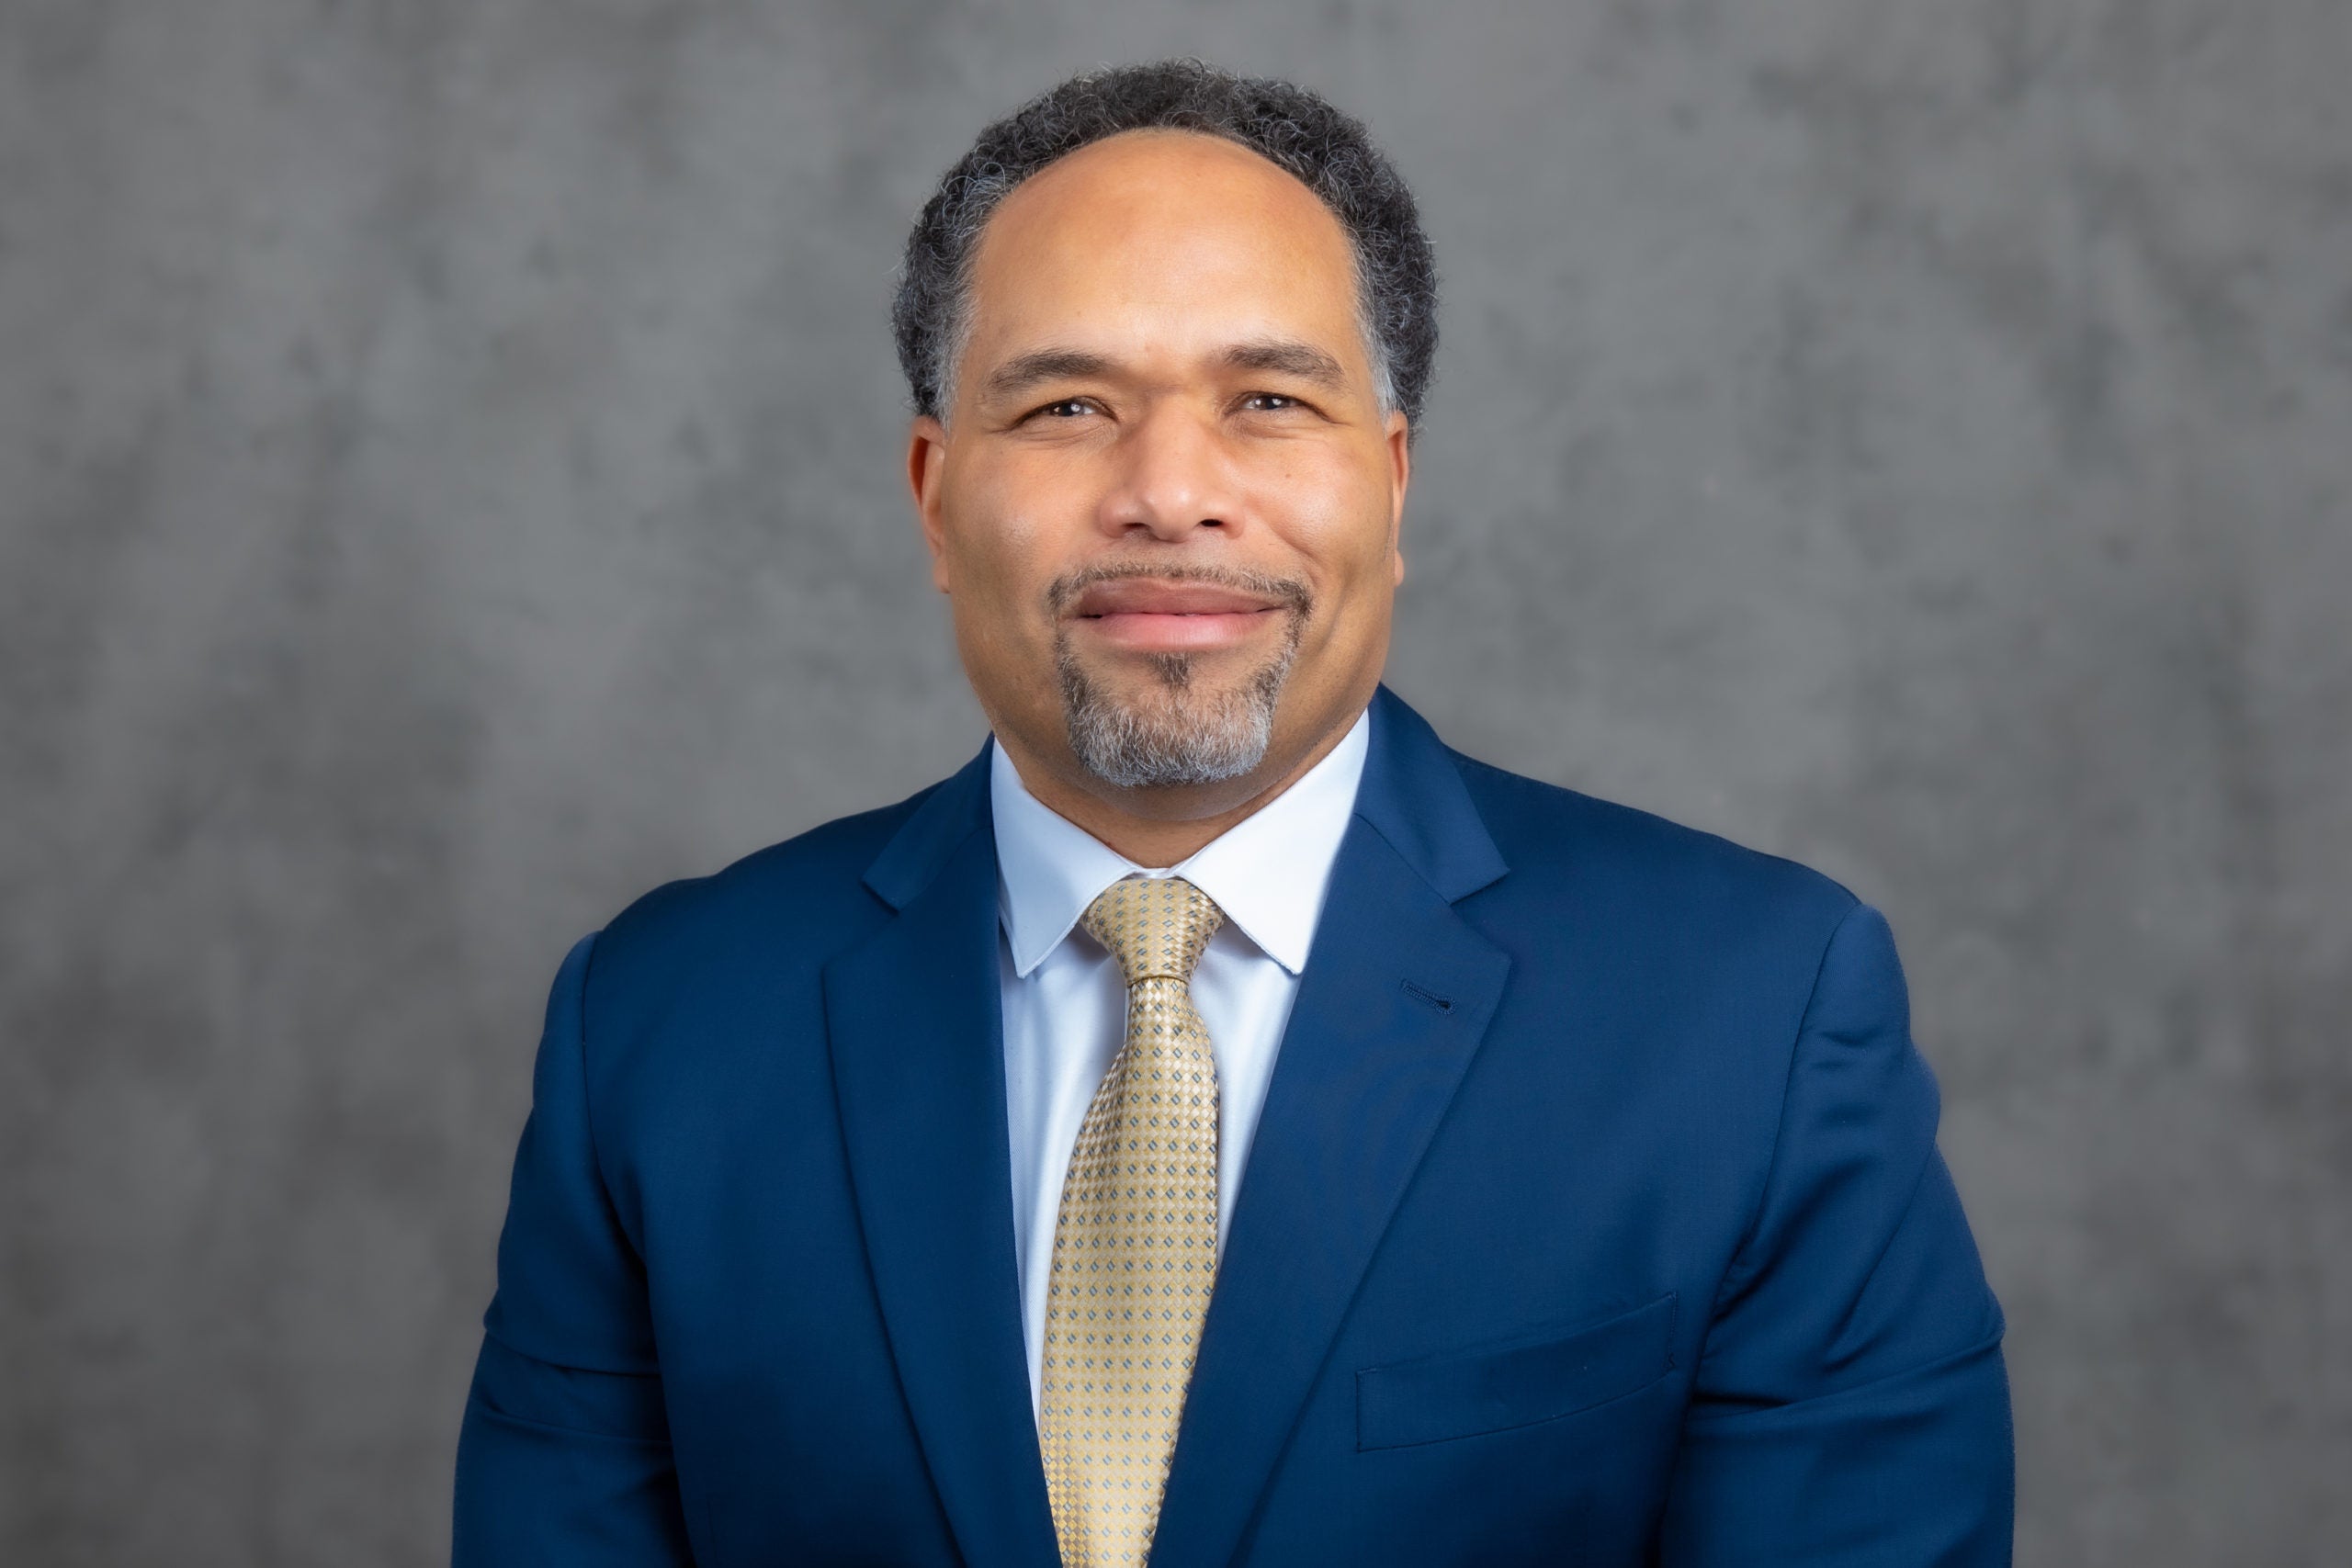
[452,932,696,1566]
[1658,902,2014,1565]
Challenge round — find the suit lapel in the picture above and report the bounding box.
[824,750,1061,1568]
[1149,689,1513,1568]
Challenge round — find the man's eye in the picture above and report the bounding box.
[1243,392,1303,412]
[1036,399,1093,419]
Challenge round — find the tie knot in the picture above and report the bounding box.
[1080,874,1224,987]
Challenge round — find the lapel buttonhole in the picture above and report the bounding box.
[1400,979,1454,1014]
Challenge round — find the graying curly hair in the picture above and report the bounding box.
[891,59,1439,431]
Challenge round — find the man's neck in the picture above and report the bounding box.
[992,718,1363,869]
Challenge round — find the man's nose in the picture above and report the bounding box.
[1094,408,1243,542]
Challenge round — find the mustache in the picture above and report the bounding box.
[1045,561,1314,618]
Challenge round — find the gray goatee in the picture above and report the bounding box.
[1050,565,1310,789]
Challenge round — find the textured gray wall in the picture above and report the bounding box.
[4,2,2346,1562]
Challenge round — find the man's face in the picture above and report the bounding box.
[910,129,1409,810]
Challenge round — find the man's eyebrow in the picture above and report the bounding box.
[1218,339,1348,389]
[982,348,1119,400]
[982,339,1351,401]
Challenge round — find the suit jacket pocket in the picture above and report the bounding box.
[1354,1292,1677,1450]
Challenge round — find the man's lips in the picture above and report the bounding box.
[1068,579,1291,654]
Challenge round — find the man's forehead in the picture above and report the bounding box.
[972,130,1351,277]
[959,130,1364,375]
[997,126,1312,200]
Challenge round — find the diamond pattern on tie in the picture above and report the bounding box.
[1039,874,1225,1568]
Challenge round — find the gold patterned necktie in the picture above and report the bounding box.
[1039,874,1226,1568]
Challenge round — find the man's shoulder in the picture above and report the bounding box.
[1443,746,1861,938]
[582,775,956,993]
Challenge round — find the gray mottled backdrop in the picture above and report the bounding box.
[4,1,2346,1562]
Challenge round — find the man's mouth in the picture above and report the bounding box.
[1066,578,1292,654]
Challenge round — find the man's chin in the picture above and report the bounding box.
[1055,645,1293,791]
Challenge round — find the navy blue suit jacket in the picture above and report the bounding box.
[455,688,2011,1565]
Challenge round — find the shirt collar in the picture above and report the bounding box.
[989,708,1372,978]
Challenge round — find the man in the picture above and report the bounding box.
[454,60,2011,1566]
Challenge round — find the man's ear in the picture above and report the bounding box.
[908,416,952,593]
[1386,411,1411,586]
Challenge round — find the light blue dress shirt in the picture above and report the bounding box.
[987,709,1371,1416]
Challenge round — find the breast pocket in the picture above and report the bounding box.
[1354,1292,1678,1450]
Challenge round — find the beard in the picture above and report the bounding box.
[1048,563,1312,790]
